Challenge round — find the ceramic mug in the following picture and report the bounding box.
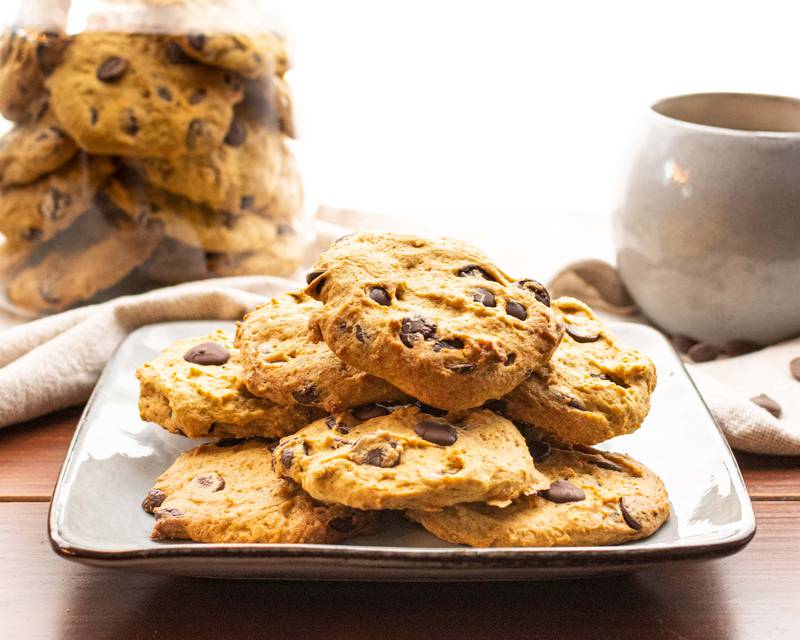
[614,92,800,346]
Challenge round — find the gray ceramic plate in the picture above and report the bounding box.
[49,320,755,581]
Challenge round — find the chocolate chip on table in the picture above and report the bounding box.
[516,279,551,307]
[473,287,496,308]
[505,301,527,321]
[790,357,800,382]
[750,393,782,419]
[352,403,390,420]
[183,342,230,365]
[669,334,697,354]
[155,507,184,520]
[328,517,356,533]
[444,362,476,374]
[456,264,496,281]
[724,339,761,357]
[224,119,247,146]
[369,286,391,306]
[96,56,127,82]
[433,338,464,352]
[187,33,207,50]
[194,473,225,491]
[619,498,642,530]
[687,341,720,363]
[539,480,585,503]
[414,420,458,446]
[280,448,294,469]
[292,384,320,405]
[141,489,166,513]
[399,315,437,348]
[565,324,601,343]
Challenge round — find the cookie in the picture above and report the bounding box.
[0,104,78,187]
[172,32,290,79]
[103,177,285,253]
[495,297,657,445]
[408,443,669,547]
[0,153,116,246]
[0,28,68,123]
[305,232,564,411]
[273,405,547,511]
[137,330,323,439]
[47,32,244,158]
[236,291,408,412]
[126,113,302,216]
[5,206,158,312]
[145,439,379,543]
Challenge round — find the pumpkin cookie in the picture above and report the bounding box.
[47,32,243,158]
[494,297,657,445]
[305,232,563,411]
[273,405,547,511]
[145,439,379,543]
[409,443,669,547]
[236,291,407,412]
[172,32,290,79]
[137,330,323,439]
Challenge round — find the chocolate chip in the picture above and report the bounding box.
[505,301,527,321]
[457,264,496,281]
[157,85,172,101]
[516,279,551,307]
[670,334,697,354]
[240,195,254,210]
[186,118,207,150]
[188,89,206,105]
[687,342,720,363]
[750,393,782,418]
[194,474,225,491]
[619,498,642,530]
[326,416,350,434]
[369,287,391,306]
[155,507,183,520]
[355,324,366,343]
[565,324,601,343]
[96,56,127,82]
[399,316,437,348]
[444,362,476,374]
[592,457,624,472]
[364,448,393,467]
[187,34,207,50]
[328,517,355,533]
[165,41,197,65]
[280,448,294,469]
[352,403,390,420]
[433,338,464,352]
[122,110,139,135]
[473,287,496,308]
[790,357,800,381]
[224,119,246,146]
[292,384,320,405]
[539,480,585,503]
[38,188,70,220]
[141,489,165,513]
[415,401,448,417]
[183,342,230,365]
[89,107,99,125]
[414,420,458,446]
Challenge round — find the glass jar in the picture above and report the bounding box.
[0,0,311,314]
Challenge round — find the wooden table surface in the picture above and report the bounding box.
[1,408,798,640]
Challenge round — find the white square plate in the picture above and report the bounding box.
[49,320,755,580]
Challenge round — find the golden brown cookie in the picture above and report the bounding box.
[0,104,78,187]
[305,232,564,411]
[408,443,669,547]
[273,405,547,511]
[172,32,290,79]
[0,153,115,246]
[236,291,407,412]
[495,297,657,445]
[47,32,244,158]
[144,439,379,543]
[137,330,323,439]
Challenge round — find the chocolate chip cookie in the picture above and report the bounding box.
[408,443,669,546]
[236,291,407,412]
[47,32,244,158]
[172,32,290,79]
[0,104,78,187]
[0,153,116,246]
[495,297,657,445]
[137,330,323,439]
[305,232,564,411]
[145,439,379,543]
[273,405,547,511]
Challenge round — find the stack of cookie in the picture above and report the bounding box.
[0,22,303,313]
[137,232,670,547]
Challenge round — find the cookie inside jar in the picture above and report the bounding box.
[0,0,308,314]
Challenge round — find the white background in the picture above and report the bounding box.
[3,0,800,219]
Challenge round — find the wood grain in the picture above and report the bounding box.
[0,501,797,640]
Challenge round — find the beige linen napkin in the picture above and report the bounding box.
[550,260,800,456]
